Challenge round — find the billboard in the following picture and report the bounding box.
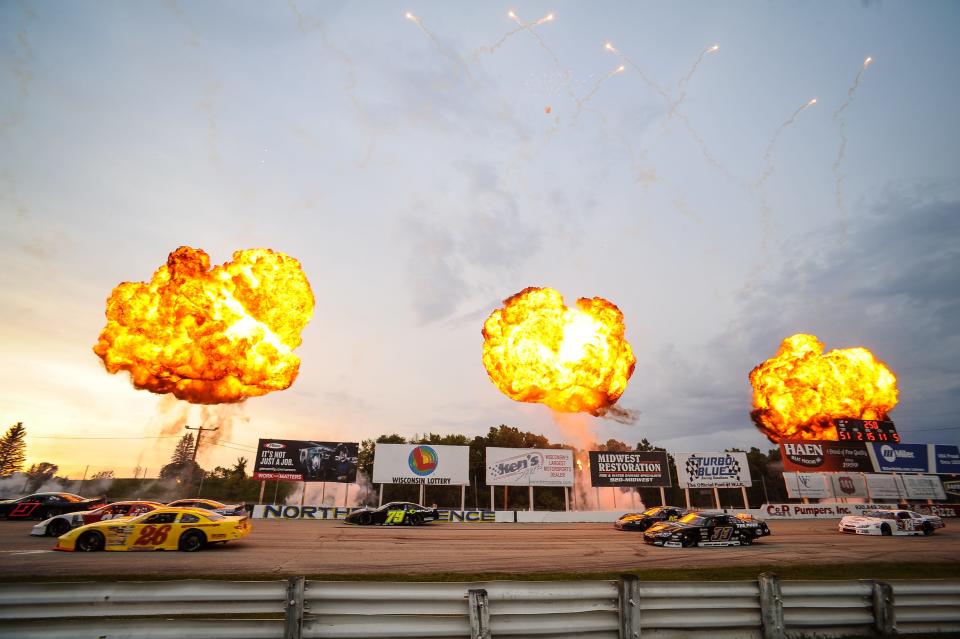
[829,473,868,498]
[865,473,905,500]
[870,443,930,473]
[372,444,469,486]
[486,447,574,487]
[253,439,358,482]
[783,472,831,499]
[933,445,960,475]
[674,452,751,488]
[900,474,947,501]
[780,441,873,473]
[588,451,671,488]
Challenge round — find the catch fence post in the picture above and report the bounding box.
[467,588,491,639]
[618,575,641,639]
[758,572,785,639]
[871,580,896,636]
[284,576,305,639]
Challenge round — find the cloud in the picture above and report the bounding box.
[635,186,960,447]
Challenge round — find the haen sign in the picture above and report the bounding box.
[780,441,873,473]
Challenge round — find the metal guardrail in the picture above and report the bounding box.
[0,575,957,638]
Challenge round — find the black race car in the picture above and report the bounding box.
[615,506,688,531]
[344,502,439,526]
[0,492,106,521]
[643,512,771,547]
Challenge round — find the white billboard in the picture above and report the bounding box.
[372,444,470,486]
[675,452,752,488]
[865,473,905,500]
[486,447,574,487]
[829,473,868,498]
[783,472,831,499]
[901,474,947,501]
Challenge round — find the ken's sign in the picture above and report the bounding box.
[674,452,751,488]
[589,451,671,487]
[486,447,574,487]
[253,439,358,482]
[780,441,873,473]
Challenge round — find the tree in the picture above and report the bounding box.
[159,433,202,481]
[90,470,115,480]
[232,457,247,480]
[25,462,59,492]
[0,422,27,477]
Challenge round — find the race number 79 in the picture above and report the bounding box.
[385,510,406,524]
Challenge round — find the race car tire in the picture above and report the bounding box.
[178,529,207,552]
[739,533,754,546]
[358,512,372,525]
[880,524,892,536]
[48,518,71,537]
[923,523,934,536]
[76,531,105,552]
[681,534,697,548]
[408,513,422,526]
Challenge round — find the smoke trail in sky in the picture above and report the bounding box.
[666,44,719,123]
[475,11,553,57]
[572,65,625,125]
[756,98,817,190]
[405,12,474,81]
[833,57,873,239]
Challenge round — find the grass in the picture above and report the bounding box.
[3,561,959,583]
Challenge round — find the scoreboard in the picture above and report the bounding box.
[835,418,900,443]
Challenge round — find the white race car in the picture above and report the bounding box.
[839,509,944,536]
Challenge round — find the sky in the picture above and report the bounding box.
[1,0,958,479]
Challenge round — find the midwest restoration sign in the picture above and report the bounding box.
[253,439,358,482]
[674,452,751,488]
[589,451,671,487]
[486,447,574,487]
[372,444,470,486]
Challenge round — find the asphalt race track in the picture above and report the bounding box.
[1,519,959,579]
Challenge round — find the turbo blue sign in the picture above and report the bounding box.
[933,445,960,474]
[871,443,930,473]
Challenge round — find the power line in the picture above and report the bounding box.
[904,426,959,433]
[28,435,181,440]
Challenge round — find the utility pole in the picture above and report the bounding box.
[184,425,218,497]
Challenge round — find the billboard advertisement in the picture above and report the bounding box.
[253,439,358,482]
[674,452,751,488]
[486,447,574,487]
[372,444,469,485]
[933,445,960,475]
[780,441,873,473]
[900,474,947,501]
[865,473,905,500]
[783,472,831,499]
[588,451,671,488]
[829,473,868,498]
[870,443,930,473]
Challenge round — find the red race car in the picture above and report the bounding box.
[30,500,163,537]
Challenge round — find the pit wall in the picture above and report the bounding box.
[251,502,956,522]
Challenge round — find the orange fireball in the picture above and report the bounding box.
[482,287,635,414]
[749,333,898,442]
[94,247,314,404]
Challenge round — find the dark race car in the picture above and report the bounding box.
[0,493,106,521]
[344,501,439,526]
[615,506,688,532]
[31,500,164,537]
[167,499,246,517]
[643,511,771,547]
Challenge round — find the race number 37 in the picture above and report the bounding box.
[133,525,172,546]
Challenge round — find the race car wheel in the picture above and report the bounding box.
[48,518,71,537]
[923,523,933,536]
[681,534,697,548]
[358,512,372,525]
[178,529,207,552]
[739,533,754,546]
[880,524,892,536]
[408,513,422,526]
[76,531,105,552]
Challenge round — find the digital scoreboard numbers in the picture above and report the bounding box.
[835,418,900,443]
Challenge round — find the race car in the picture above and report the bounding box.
[166,498,246,517]
[31,500,163,537]
[615,506,688,531]
[0,492,106,521]
[344,502,439,526]
[838,509,945,536]
[54,507,251,552]
[643,511,771,547]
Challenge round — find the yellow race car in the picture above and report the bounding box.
[54,507,251,552]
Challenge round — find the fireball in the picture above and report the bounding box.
[482,287,635,414]
[749,333,898,442]
[94,247,314,404]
